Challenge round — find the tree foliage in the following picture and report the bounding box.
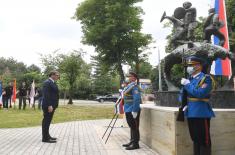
[226,0,235,52]
[0,57,43,89]
[27,64,41,73]
[150,62,167,91]
[91,56,120,96]
[40,50,92,103]
[131,61,153,79]
[74,0,152,82]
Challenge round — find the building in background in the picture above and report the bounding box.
[139,79,154,103]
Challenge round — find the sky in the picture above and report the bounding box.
[0,0,214,69]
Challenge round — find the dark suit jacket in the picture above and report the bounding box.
[42,79,59,109]
[5,86,13,98]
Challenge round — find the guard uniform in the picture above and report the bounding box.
[183,56,215,155]
[123,81,141,149]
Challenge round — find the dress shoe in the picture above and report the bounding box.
[125,143,139,150]
[42,139,57,143]
[49,136,57,141]
[122,141,133,147]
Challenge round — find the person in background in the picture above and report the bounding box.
[18,82,28,110]
[5,82,13,108]
[37,86,43,110]
[2,87,8,109]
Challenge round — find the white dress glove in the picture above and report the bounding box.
[132,112,138,119]
[181,78,190,85]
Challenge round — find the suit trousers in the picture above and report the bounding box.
[42,108,55,140]
[2,96,9,108]
[125,111,141,144]
[19,96,27,110]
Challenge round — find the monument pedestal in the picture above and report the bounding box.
[140,104,235,155]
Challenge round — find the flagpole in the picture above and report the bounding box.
[158,47,162,91]
[13,78,17,109]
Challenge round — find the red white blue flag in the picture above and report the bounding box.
[210,0,232,76]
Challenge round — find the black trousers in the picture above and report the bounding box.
[42,108,55,140]
[125,111,141,144]
[2,96,9,108]
[19,96,27,110]
[188,118,211,155]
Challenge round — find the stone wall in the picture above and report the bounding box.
[140,104,235,155]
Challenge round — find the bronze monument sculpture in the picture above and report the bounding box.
[157,1,235,108]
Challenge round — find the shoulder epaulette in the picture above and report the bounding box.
[123,82,144,95]
[198,74,217,90]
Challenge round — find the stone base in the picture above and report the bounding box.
[154,90,235,108]
[140,104,235,155]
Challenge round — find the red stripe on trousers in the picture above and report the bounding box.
[205,119,209,146]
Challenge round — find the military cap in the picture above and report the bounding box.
[186,56,206,65]
[127,71,138,78]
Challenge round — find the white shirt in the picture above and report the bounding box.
[192,72,201,78]
[49,77,54,83]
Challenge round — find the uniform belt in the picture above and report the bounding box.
[188,98,209,102]
[124,99,133,103]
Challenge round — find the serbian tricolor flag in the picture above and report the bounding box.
[12,79,17,103]
[210,0,232,76]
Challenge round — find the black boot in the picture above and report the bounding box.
[125,143,139,150]
[193,142,200,155]
[200,145,211,155]
[122,141,133,147]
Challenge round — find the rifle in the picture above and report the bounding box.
[177,49,188,122]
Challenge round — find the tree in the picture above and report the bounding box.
[150,62,167,91]
[40,50,93,102]
[59,51,87,104]
[39,49,62,76]
[74,0,152,82]
[126,32,152,80]
[75,73,92,99]
[27,64,41,73]
[0,57,28,86]
[18,71,44,88]
[0,57,27,77]
[91,56,120,95]
[226,0,235,52]
[130,61,153,79]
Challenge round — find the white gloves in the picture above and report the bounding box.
[132,112,138,119]
[183,105,188,111]
[181,78,190,85]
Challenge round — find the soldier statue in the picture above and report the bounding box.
[204,8,225,46]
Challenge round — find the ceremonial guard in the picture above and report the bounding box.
[122,72,142,150]
[181,56,215,155]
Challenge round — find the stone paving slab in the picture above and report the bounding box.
[0,119,158,155]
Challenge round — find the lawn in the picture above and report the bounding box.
[0,104,116,128]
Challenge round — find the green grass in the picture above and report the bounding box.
[0,105,115,128]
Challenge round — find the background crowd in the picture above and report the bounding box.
[0,81,43,110]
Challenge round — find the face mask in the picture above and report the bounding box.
[125,78,130,83]
[187,66,195,75]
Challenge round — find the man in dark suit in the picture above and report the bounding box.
[5,82,13,108]
[42,70,60,143]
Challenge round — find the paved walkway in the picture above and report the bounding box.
[0,119,158,155]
